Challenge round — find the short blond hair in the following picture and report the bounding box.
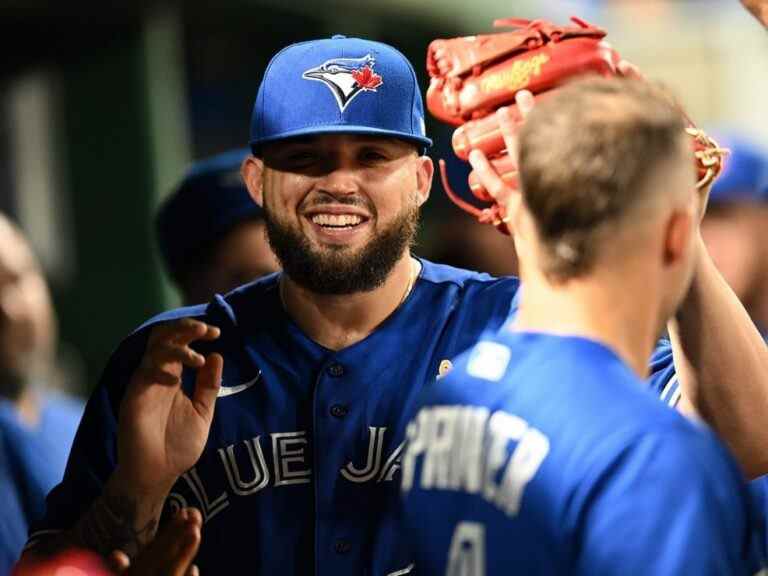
[518,76,690,280]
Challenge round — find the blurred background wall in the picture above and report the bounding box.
[1,0,766,395]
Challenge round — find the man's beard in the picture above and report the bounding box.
[264,202,419,295]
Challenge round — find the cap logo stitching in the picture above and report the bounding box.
[302,54,383,112]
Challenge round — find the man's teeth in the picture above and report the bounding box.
[311,214,363,227]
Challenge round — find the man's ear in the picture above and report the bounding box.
[663,208,694,267]
[414,155,434,207]
[241,155,264,206]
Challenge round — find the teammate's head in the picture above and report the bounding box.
[242,36,434,294]
[157,149,279,305]
[700,134,768,327]
[516,76,698,319]
[0,213,56,400]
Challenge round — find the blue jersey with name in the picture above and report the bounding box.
[30,260,678,575]
[401,331,754,575]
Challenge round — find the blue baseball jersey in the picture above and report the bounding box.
[0,392,83,573]
[30,259,678,575]
[401,331,755,575]
[650,339,768,570]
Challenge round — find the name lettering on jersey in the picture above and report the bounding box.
[167,428,401,522]
[402,405,550,517]
[272,431,312,486]
[218,435,270,495]
[340,427,402,483]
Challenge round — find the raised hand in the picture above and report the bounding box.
[117,318,223,496]
[467,89,535,229]
[60,319,223,559]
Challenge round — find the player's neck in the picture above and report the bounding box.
[512,269,660,378]
[280,254,420,351]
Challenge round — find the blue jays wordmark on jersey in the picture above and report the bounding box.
[401,331,756,575]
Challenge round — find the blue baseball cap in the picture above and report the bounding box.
[156,148,264,283]
[249,35,432,152]
[710,133,768,204]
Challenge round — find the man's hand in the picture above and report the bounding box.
[108,508,203,576]
[116,318,223,497]
[741,0,768,26]
[61,319,223,558]
[467,89,535,228]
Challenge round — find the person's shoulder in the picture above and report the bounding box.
[418,258,519,292]
[134,303,209,333]
[136,273,281,334]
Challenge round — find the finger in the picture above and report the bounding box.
[468,149,513,206]
[137,344,207,387]
[185,507,203,528]
[148,343,207,370]
[514,90,535,119]
[128,508,201,576]
[149,319,220,348]
[496,107,520,159]
[108,549,131,574]
[167,523,201,576]
[186,565,200,576]
[148,319,206,346]
[617,59,644,81]
[192,353,223,420]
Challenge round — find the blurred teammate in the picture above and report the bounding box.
[0,213,83,573]
[156,148,279,305]
[700,135,768,336]
[23,36,768,575]
[402,76,756,575]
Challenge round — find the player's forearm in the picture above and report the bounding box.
[72,471,170,557]
[26,470,172,562]
[668,238,768,478]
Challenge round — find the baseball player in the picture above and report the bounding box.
[156,148,279,305]
[22,35,768,575]
[0,213,84,573]
[401,76,757,575]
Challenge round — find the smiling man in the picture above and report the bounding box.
[23,35,768,575]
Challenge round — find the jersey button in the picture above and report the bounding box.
[330,404,349,418]
[327,362,345,377]
[334,539,351,554]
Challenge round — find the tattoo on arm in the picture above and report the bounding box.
[71,488,160,558]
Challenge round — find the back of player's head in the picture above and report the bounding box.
[249,35,432,154]
[517,76,692,281]
[156,149,264,294]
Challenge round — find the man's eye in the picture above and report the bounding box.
[361,150,388,162]
[286,151,317,163]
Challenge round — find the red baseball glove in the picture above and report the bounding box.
[426,17,727,234]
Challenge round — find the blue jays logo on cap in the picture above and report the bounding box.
[302,54,383,113]
[249,35,432,151]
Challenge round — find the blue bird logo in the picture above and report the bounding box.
[302,54,383,112]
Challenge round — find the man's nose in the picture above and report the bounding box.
[317,164,361,196]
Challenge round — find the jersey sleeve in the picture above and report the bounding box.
[25,330,149,550]
[572,429,752,576]
[646,339,681,408]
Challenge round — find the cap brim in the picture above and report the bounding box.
[250,124,432,155]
